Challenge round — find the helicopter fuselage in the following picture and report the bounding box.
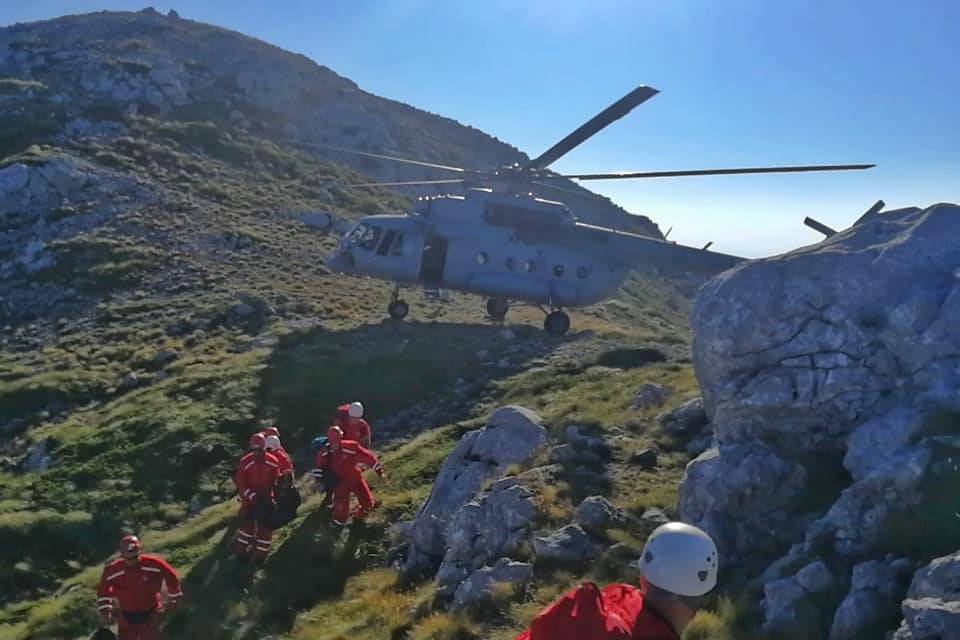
[325,188,741,309]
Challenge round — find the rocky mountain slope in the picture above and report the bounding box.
[0,7,660,236]
[0,8,694,640]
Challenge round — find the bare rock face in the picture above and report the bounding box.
[678,203,960,636]
[400,406,547,578]
[435,478,538,604]
[893,551,960,640]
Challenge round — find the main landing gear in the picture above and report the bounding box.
[543,310,570,336]
[388,286,409,320]
[486,297,509,321]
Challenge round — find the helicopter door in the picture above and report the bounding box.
[419,235,448,284]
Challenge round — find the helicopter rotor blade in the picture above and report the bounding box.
[525,85,659,171]
[294,141,473,174]
[349,179,466,188]
[553,163,875,180]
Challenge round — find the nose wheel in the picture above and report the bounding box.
[544,310,570,335]
[486,297,509,321]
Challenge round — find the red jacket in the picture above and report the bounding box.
[514,583,678,640]
[314,439,381,485]
[344,417,372,447]
[234,450,281,503]
[96,554,182,614]
[271,448,294,476]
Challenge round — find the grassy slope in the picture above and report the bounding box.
[0,111,748,639]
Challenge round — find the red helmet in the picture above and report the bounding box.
[327,425,343,446]
[262,426,280,438]
[119,534,142,558]
[249,433,266,450]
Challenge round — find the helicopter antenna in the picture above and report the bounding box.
[664,226,674,239]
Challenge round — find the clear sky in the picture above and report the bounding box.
[3,1,958,257]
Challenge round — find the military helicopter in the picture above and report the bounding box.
[319,85,873,335]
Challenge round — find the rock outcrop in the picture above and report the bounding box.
[678,203,960,636]
[400,406,547,579]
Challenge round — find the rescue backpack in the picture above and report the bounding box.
[89,628,117,640]
[514,582,647,640]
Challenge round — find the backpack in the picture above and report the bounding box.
[89,629,117,640]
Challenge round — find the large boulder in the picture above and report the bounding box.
[893,551,960,639]
[401,406,547,577]
[677,203,960,630]
[680,204,960,561]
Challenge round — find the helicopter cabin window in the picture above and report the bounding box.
[354,224,383,251]
[553,265,564,277]
[377,230,397,256]
[477,252,489,265]
[577,266,590,279]
[390,233,405,256]
[505,257,516,270]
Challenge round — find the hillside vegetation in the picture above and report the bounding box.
[0,8,734,640]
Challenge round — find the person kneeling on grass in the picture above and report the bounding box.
[513,522,718,640]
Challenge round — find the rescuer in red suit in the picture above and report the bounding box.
[265,434,294,476]
[95,535,182,640]
[312,425,384,525]
[232,432,281,561]
[513,522,719,640]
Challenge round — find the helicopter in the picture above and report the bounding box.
[318,85,874,335]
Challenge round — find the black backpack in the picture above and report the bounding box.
[265,485,302,529]
[89,629,117,640]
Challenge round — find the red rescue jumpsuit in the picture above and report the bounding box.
[513,582,679,640]
[314,439,382,524]
[344,416,372,448]
[232,449,281,559]
[269,447,294,476]
[96,554,182,640]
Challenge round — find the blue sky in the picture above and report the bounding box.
[3,1,958,256]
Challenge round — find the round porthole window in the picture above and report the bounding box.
[506,257,516,270]
[577,266,589,279]
[525,260,536,272]
[553,265,564,277]
[477,252,489,265]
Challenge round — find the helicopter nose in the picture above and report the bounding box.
[325,250,353,272]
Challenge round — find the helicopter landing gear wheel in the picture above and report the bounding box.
[486,297,509,320]
[544,310,570,336]
[388,299,409,320]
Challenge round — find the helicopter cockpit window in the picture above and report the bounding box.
[477,252,489,265]
[355,225,383,251]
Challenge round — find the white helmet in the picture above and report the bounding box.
[634,522,718,597]
[348,402,364,418]
[264,435,282,451]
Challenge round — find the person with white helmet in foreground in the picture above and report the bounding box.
[513,522,718,640]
